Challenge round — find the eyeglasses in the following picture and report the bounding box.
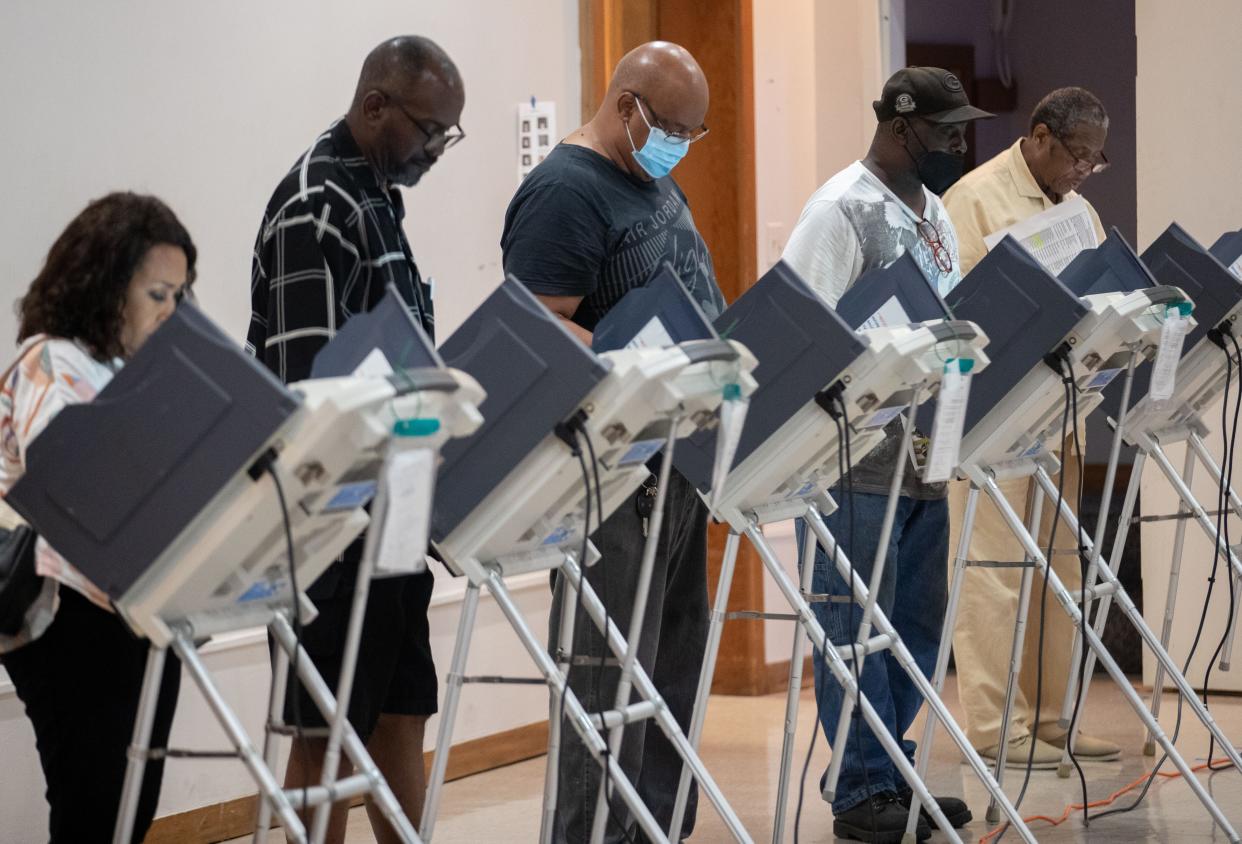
[918,218,954,274]
[1052,132,1109,175]
[389,97,466,153]
[628,92,709,145]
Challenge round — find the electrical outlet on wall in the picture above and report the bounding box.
[765,221,788,269]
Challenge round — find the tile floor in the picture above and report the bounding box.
[232,675,1242,842]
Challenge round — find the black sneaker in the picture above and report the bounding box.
[896,790,973,829]
[833,792,931,843]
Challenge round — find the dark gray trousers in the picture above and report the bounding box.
[548,470,709,843]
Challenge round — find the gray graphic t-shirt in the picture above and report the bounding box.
[501,144,724,331]
[782,161,963,500]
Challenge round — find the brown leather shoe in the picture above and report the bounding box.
[978,734,1061,769]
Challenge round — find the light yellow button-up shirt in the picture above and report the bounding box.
[943,138,1106,276]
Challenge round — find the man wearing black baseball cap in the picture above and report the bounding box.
[782,66,991,843]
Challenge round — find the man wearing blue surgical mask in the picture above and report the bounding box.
[501,41,723,843]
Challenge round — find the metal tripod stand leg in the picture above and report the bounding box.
[1185,432,1242,671]
[482,568,673,843]
[904,482,980,841]
[749,521,973,844]
[822,390,921,798]
[804,511,1037,844]
[590,420,679,844]
[421,582,482,841]
[254,640,291,843]
[993,473,1241,842]
[1052,351,1136,777]
[173,631,309,843]
[769,520,818,843]
[983,490,1042,823]
[539,567,580,844]
[113,644,170,844]
[669,530,741,838]
[559,555,752,843]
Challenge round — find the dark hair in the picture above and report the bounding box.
[18,192,197,361]
[1029,87,1108,137]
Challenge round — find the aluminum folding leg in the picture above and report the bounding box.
[668,530,742,838]
[421,582,482,841]
[254,643,292,843]
[821,397,920,798]
[1184,432,1242,671]
[803,510,1037,844]
[985,473,1241,841]
[590,420,679,844]
[1051,353,1135,777]
[768,520,818,843]
[749,519,977,844]
[266,614,423,843]
[904,481,980,839]
[113,645,176,844]
[556,555,753,843]
[483,567,682,843]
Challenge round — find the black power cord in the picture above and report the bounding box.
[577,425,638,844]
[1061,358,1092,824]
[793,393,873,844]
[1008,352,1075,822]
[265,460,308,814]
[1094,328,1240,820]
[1204,330,1242,769]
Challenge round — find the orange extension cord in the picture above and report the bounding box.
[976,756,1237,843]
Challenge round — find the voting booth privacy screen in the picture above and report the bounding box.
[675,260,867,493]
[311,283,442,378]
[591,262,718,353]
[7,303,299,599]
[920,236,1087,438]
[835,252,951,331]
[431,276,609,541]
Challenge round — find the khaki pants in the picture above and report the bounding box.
[948,451,1083,750]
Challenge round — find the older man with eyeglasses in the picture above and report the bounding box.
[246,35,464,844]
[940,87,1119,771]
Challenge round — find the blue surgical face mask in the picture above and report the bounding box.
[625,99,689,180]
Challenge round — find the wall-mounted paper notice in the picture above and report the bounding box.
[983,195,1099,275]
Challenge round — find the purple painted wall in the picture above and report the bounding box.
[906,0,1137,245]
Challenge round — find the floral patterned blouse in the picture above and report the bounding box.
[0,337,121,653]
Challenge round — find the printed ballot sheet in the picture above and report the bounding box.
[983,195,1099,275]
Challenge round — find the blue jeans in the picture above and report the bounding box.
[795,489,948,814]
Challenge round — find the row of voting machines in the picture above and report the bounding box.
[8,220,1242,844]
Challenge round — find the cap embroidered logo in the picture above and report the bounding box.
[895,93,916,113]
[941,73,964,93]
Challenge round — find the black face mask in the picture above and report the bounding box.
[904,124,965,195]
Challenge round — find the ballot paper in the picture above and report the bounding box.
[1148,307,1192,402]
[983,195,1099,275]
[1230,254,1242,280]
[374,449,435,576]
[626,316,675,350]
[860,295,912,331]
[923,360,972,483]
[353,347,395,378]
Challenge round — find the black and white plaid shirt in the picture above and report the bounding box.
[247,119,434,384]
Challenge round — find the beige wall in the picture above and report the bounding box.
[1137,0,1242,690]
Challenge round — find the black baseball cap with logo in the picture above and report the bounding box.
[873,66,995,124]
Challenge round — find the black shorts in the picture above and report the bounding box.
[281,567,438,742]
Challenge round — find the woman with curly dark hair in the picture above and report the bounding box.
[0,192,195,842]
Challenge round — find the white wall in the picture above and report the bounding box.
[1136,0,1242,691]
[0,1,579,837]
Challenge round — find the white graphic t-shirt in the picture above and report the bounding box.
[782,161,964,499]
[782,160,962,307]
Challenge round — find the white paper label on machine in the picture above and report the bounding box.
[923,359,973,483]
